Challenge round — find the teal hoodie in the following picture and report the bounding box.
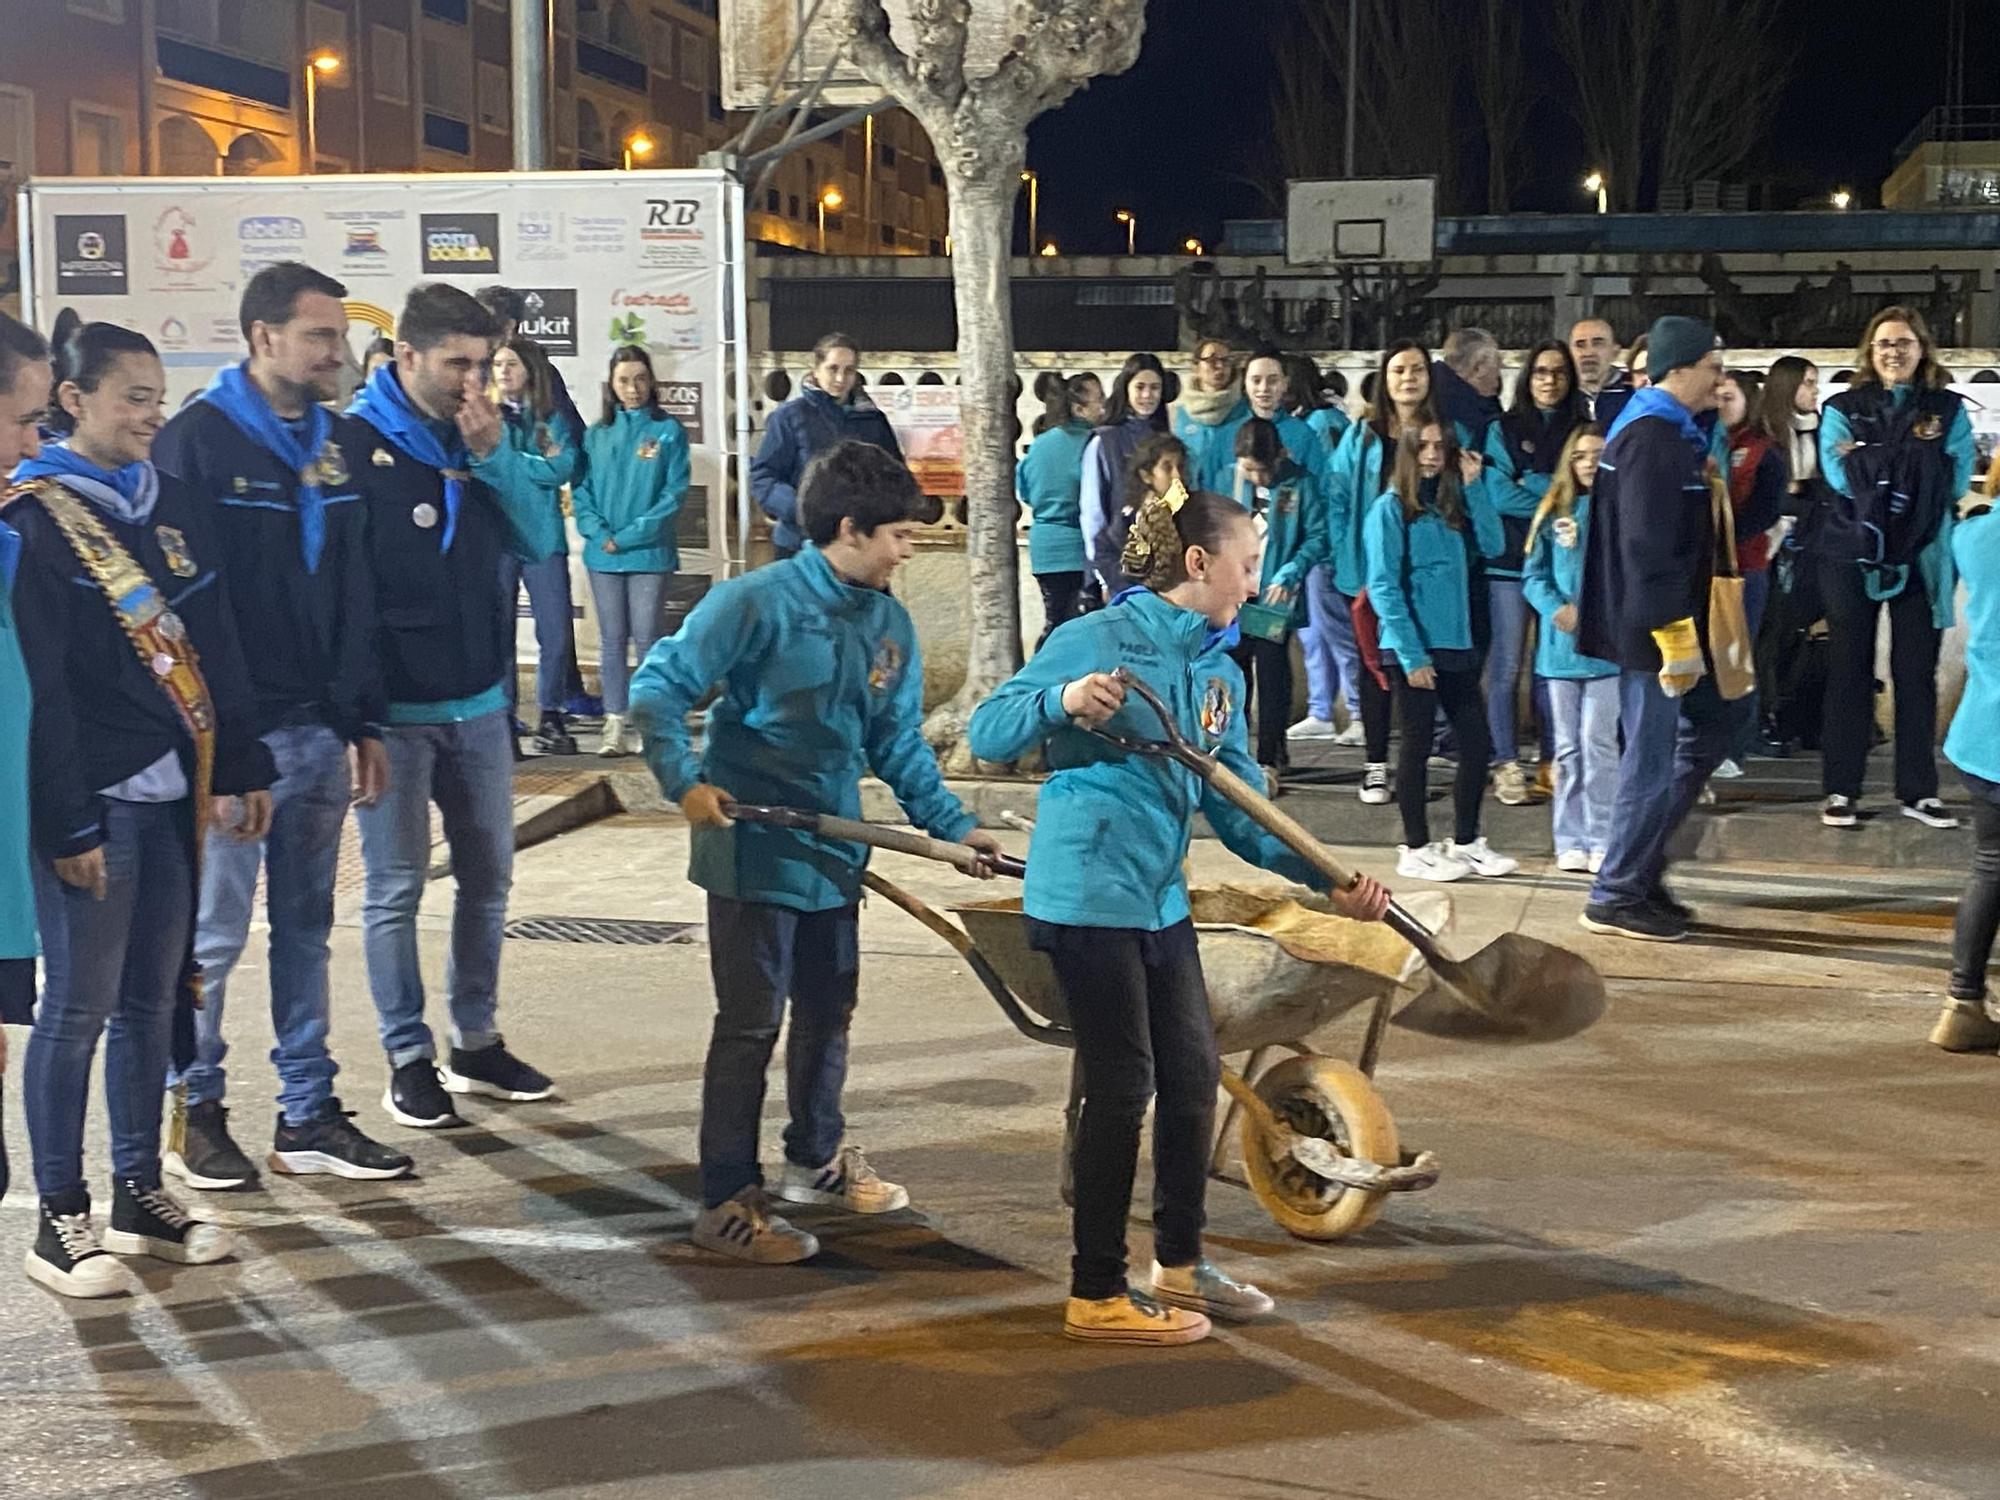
[965,587,1330,930]
[1520,493,1619,680]
[574,405,690,574]
[1231,456,1327,612]
[1363,482,1477,674]
[0,523,34,999]
[1326,418,1495,596]
[628,543,975,912]
[1947,511,2000,784]
[469,403,579,562]
[1017,420,1092,575]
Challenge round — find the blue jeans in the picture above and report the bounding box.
[174,724,350,1125]
[355,712,513,1067]
[1484,577,1553,765]
[1547,677,1621,857]
[1589,671,1733,909]
[700,896,858,1208]
[1300,563,1362,721]
[25,799,194,1196]
[588,570,668,716]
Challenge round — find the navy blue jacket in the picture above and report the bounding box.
[751,385,903,553]
[1433,360,1500,447]
[153,401,383,743]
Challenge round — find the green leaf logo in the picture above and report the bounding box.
[608,312,647,345]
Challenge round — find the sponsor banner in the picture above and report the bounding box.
[326,208,405,278]
[516,288,578,357]
[236,211,307,277]
[657,380,704,445]
[880,386,964,497]
[638,196,708,271]
[420,212,501,274]
[54,214,128,296]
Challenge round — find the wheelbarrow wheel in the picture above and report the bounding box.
[1239,1053,1399,1241]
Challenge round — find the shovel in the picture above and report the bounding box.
[1089,669,1607,1044]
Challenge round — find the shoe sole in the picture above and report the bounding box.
[101,1229,235,1265]
[1151,1284,1274,1321]
[1902,810,1961,830]
[163,1151,258,1192]
[772,1183,911,1214]
[690,1229,820,1264]
[24,1250,133,1299]
[1063,1319,1211,1345]
[267,1149,415,1180]
[1398,867,1468,883]
[1822,818,1858,829]
[1578,912,1687,943]
[381,1088,468,1129]
[439,1069,555,1103]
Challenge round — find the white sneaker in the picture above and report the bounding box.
[1822,795,1859,828]
[1151,1258,1275,1321]
[596,713,629,758]
[1397,842,1471,881]
[775,1144,909,1214]
[1556,849,1591,873]
[1449,837,1519,878]
[1588,849,1606,874]
[1063,1288,1211,1346]
[1492,762,1537,806]
[1903,799,1961,830]
[691,1188,820,1264]
[1358,763,1391,804]
[1712,758,1745,780]
[1287,715,1336,741]
[1332,722,1366,747]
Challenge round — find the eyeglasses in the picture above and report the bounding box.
[1872,338,1920,354]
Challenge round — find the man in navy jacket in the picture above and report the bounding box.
[1577,316,1729,943]
[751,334,903,558]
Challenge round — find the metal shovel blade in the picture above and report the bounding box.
[1391,931,1608,1043]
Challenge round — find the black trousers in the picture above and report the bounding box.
[1390,665,1491,848]
[1035,570,1085,651]
[1229,634,1293,767]
[1818,557,1940,804]
[1358,657,1392,762]
[1030,918,1217,1301]
[1952,793,2000,998]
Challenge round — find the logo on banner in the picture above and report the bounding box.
[608,288,702,351]
[237,214,307,276]
[324,208,402,278]
[516,289,578,356]
[516,211,564,263]
[149,206,216,287]
[420,213,501,273]
[157,316,190,351]
[54,214,128,295]
[657,381,704,444]
[639,197,707,269]
[343,225,389,260]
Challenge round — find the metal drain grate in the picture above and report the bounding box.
[504,916,702,946]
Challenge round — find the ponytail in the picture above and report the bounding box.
[1120,483,1249,591]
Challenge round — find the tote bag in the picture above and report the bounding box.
[1708,477,1756,701]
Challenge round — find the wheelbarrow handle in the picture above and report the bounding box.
[726,803,1027,880]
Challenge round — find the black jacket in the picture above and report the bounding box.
[340,410,518,709]
[152,401,383,743]
[1577,411,1717,673]
[6,475,276,860]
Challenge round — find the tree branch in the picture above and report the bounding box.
[989,0,1147,118]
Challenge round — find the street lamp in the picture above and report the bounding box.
[1832,188,1853,210]
[1038,241,1058,258]
[304,49,340,173]
[1183,237,1205,255]
[623,131,655,170]
[1021,168,1039,257]
[818,185,844,253]
[1114,208,1135,255]
[1583,171,1608,215]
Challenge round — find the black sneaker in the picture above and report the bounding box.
[1822,795,1859,829]
[103,1178,234,1265]
[1579,901,1688,943]
[1649,887,1694,924]
[532,712,579,757]
[383,1059,467,1129]
[270,1101,416,1180]
[24,1191,132,1299]
[165,1098,260,1191]
[442,1040,555,1102]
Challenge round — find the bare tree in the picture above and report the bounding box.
[1470,0,1531,213]
[1269,3,1350,188]
[1656,0,1792,190]
[835,0,1146,766]
[1552,0,1665,211]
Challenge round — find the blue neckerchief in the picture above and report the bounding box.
[1109,584,1241,653]
[1607,384,1707,455]
[347,363,469,551]
[13,441,159,524]
[199,361,334,573]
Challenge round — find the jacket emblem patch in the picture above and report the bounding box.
[155,525,198,578]
[314,442,350,486]
[371,448,396,467]
[1913,414,1944,441]
[1200,676,1233,740]
[868,637,903,693]
[637,439,660,461]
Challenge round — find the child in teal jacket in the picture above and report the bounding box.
[1018,372,1102,648]
[968,485,1389,1348]
[574,345,690,756]
[1229,417,1326,773]
[630,440,1002,1267]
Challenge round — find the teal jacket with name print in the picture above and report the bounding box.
[573,406,690,574]
[628,544,976,912]
[966,587,1331,930]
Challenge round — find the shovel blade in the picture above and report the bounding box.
[1391,932,1607,1043]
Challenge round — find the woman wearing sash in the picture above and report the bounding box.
[5,324,273,1297]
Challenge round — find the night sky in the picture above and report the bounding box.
[1022,0,2000,255]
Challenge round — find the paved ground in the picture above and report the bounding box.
[3,804,1997,1500]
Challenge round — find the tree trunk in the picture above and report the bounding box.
[926,159,1025,771]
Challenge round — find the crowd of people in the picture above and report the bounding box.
[2,266,1996,1350]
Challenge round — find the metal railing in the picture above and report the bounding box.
[1895,105,2000,162]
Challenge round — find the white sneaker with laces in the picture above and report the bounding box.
[691,1188,820,1264]
[596,713,629,758]
[1449,836,1519,878]
[775,1144,910,1214]
[1287,715,1336,741]
[1332,722,1366,747]
[1903,799,1961,830]
[1358,763,1391,805]
[1712,758,1745,780]
[1556,849,1591,873]
[1397,842,1471,882]
[1151,1258,1275,1320]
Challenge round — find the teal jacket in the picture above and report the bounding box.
[1174,396,1329,497]
[1231,457,1327,610]
[1018,420,1092,575]
[469,403,579,563]
[574,406,690,574]
[1520,494,1619,680]
[1307,405,1351,447]
[1821,383,1977,631]
[1327,419,1494,596]
[0,521,34,1003]
[966,587,1329,930]
[1363,484,1476,674]
[628,544,975,912]
[1947,510,2000,783]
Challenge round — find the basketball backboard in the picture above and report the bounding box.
[720,0,1014,110]
[1286,178,1437,266]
